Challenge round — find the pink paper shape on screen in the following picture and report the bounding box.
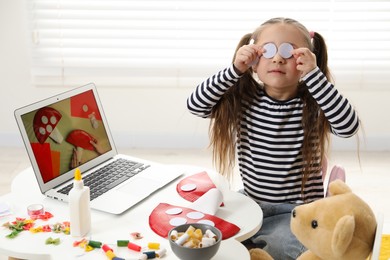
[70,90,102,120]
[66,130,96,151]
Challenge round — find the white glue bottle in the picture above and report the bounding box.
[69,168,91,237]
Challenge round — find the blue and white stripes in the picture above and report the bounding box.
[187,65,359,204]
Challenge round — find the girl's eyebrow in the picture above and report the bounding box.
[259,41,273,46]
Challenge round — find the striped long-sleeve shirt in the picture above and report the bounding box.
[187,65,359,204]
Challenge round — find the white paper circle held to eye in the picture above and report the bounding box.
[169,217,187,226]
[186,211,205,219]
[278,42,294,59]
[263,43,277,59]
[197,219,215,226]
[165,207,183,215]
[180,183,197,192]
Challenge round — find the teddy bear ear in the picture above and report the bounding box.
[331,215,355,257]
[328,179,351,196]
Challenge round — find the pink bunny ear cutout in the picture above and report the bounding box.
[309,31,315,39]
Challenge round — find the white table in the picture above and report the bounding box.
[0,165,262,259]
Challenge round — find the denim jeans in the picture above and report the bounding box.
[240,191,306,260]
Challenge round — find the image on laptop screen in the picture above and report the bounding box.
[20,89,112,183]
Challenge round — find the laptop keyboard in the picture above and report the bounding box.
[58,158,150,200]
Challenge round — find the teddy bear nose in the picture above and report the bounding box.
[292,209,296,218]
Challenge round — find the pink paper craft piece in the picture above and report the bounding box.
[70,89,102,120]
[66,129,96,151]
[176,171,222,204]
[149,203,240,240]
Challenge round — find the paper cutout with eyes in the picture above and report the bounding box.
[263,42,294,59]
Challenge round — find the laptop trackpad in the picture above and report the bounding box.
[117,177,161,196]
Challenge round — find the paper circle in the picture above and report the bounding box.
[41,116,48,124]
[278,42,294,59]
[50,115,57,125]
[180,183,197,192]
[39,127,46,135]
[197,219,215,226]
[169,217,187,226]
[165,207,183,215]
[186,211,205,219]
[263,43,277,59]
[83,104,89,112]
[46,124,53,133]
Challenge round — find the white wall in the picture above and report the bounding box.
[1,1,389,151]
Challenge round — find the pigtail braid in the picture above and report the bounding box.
[209,33,259,180]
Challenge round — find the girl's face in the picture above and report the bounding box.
[254,23,309,100]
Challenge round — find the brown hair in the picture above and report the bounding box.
[209,17,331,193]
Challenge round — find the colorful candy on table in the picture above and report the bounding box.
[2,206,69,239]
[73,235,167,259]
[1,172,239,259]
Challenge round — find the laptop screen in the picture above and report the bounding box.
[18,88,113,184]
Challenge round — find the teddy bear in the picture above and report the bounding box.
[249,179,377,260]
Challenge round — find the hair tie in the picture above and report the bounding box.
[309,31,315,39]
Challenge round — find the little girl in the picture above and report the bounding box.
[187,17,359,259]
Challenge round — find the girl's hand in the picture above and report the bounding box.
[90,139,104,155]
[233,43,263,74]
[292,48,317,77]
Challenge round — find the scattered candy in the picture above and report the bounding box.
[127,241,142,252]
[143,251,156,259]
[30,211,53,221]
[102,244,114,253]
[105,249,116,259]
[45,237,60,245]
[156,248,167,258]
[2,213,66,239]
[88,240,102,248]
[131,232,143,239]
[3,214,167,259]
[147,242,160,250]
[117,240,129,247]
[73,239,87,247]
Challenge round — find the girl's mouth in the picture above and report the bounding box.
[268,69,285,74]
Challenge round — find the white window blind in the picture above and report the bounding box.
[27,0,390,89]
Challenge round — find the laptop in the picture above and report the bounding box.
[14,83,183,214]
